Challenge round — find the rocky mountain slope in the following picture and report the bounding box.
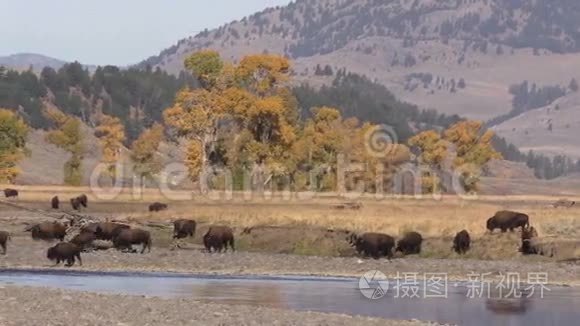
[0,53,68,71]
[138,0,580,157]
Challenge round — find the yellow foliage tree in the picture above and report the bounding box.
[95,114,126,181]
[130,123,164,184]
[44,107,85,186]
[0,109,29,183]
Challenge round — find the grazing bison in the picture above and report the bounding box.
[149,202,168,212]
[3,188,18,198]
[85,222,130,241]
[51,196,60,209]
[70,197,81,211]
[203,226,235,253]
[47,242,82,267]
[452,230,471,254]
[395,231,423,255]
[70,232,96,251]
[486,211,530,233]
[173,219,196,239]
[31,221,67,241]
[112,228,151,254]
[77,194,88,208]
[349,232,395,260]
[0,231,10,255]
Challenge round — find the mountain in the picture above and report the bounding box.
[0,53,68,71]
[139,0,580,157]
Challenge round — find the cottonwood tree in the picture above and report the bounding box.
[0,109,29,183]
[95,114,126,183]
[130,123,164,186]
[44,107,85,186]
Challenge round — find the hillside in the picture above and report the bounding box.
[493,92,580,158]
[139,0,580,153]
[0,53,68,71]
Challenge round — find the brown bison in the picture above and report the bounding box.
[51,196,60,209]
[70,197,81,211]
[395,231,423,255]
[0,231,10,255]
[3,188,18,198]
[349,232,395,260]
[149,202,168,212]
[486,211,530,233]
[70,232,97,251]
[173,219,196,239]
[47,242,82,267]
[77,194,88,208]
[452,229,471,254]
[519,226,551,256]
[83,222,130,241]
[31,221,67,241]
[203,226,235,253]
[112,228,152,254]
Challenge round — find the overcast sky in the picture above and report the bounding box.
[0,0,291,66]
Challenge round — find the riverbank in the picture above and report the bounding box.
[1,236,578,286]
[0,286,428,326]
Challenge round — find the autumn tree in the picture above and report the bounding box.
[130,123,164,185]
[95,114,126,182]
[44,107,85,185]
[443,120,501,192]
[407,130,449,193]
[0,109,29,183]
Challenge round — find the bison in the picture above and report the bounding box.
[31,221,67,241]
[47,242,82,267]
[173,219,196,239]
[519,226,552,256]
[70,232,96,251]
[149,202,168,212]
[349,232,395,260]
[452,229,471,254]
[84,222,130,241]
[486,211,530,233]
[0,231,10,255]
[112,228,152,254]
[70,197,81,211]
[203,226,235,253]
[395,231,423,255]
[77,194,88,208]
[3,188,18,198]
[51,196,60,209]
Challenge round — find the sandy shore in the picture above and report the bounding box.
[0,286,429,326]
[1,236,578,285]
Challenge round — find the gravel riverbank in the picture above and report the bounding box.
[0,286,430,326]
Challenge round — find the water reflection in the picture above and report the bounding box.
[0,270,578,326]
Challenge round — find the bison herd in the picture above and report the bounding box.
[345,210,544,260]
[0,189,552,266]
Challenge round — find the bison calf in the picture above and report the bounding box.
[112,228,152,254]
[47,242,82,267]
[487,210,530,233]
[203,226,235,253]
[452,230,471,254]
[0,231,11,255]
[395,231,423,256]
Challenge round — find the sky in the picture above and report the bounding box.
[0,0,292,66]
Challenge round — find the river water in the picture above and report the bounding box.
[0,269,578,326]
